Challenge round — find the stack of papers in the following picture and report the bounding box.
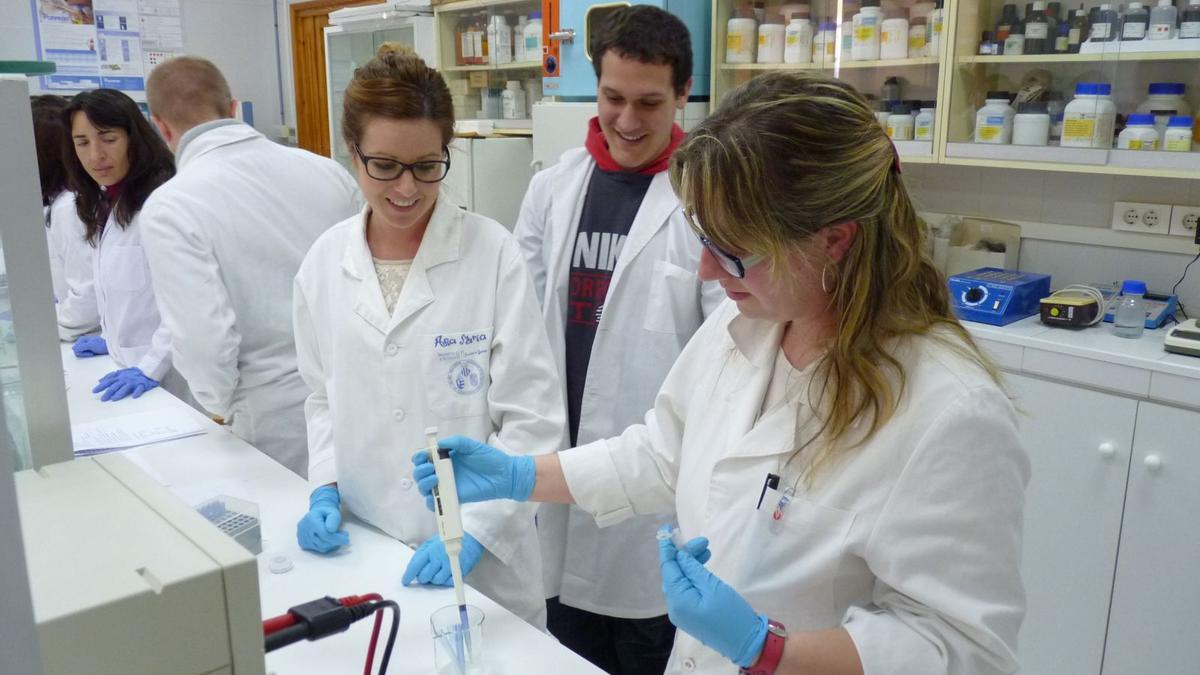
[72,409,206,457]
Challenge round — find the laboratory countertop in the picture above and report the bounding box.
[61,345,603,675]
[964,316,1200,408]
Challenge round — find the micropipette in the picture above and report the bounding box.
[426,427,471,671]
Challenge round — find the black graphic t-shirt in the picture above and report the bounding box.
[564,167,654,444]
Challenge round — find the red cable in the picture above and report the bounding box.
[261,593,387,675]
[261,593,385,635]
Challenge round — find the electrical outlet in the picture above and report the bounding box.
[1169,204,1200,239]
[1112,201,1173,234]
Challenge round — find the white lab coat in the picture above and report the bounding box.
[514,147,724,618]
[560,301,1030,675]
[140,121,361,477]
[45,190,100,339]
[294,198,566,628]
[92,207,190,401]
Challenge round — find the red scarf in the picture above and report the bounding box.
[584,116,684,175]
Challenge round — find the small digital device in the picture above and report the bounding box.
[949,268,1052,326]
[1164,319,1200,357]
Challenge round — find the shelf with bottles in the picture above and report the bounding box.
[444,69,542,125]
[944,0,1200,178]
[966,0,1200,59]
[434,0,543,72]
[719,56,939,69]
[712,0,948,160]
[442,61,542,72]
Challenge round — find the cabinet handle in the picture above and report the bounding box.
[1144,454,1163,472]
[1098,442,1116,459]
[549,29,576,43]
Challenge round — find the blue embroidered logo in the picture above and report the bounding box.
[447,359,484,395]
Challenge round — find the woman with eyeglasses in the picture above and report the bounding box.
[291,50,565,629]
[414,72,1029,675]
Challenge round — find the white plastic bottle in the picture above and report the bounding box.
[514,15,527,62]
[887,103,915,139]
[914,102,936,140]
[488,14,513,65]
[1013,101,1051,145]
[757,12,786,63]
[1118,113,1160,150]
[1149,0,1178,39]
[502,80,526,119]
[524,11,543,63]
[1062,83,1116,149]
[784,16,814,64]
[929,0,946,53]
[1164,116,1194,151]
[842,1,859,54]
[1136,82,1192,117]
[909,16,929,57]
[880,10,909,60]
[974,91,1015,144]
[852,0,883,60]
[1113,280,1147,339]
[726,7,758,63]
[813,20,837,62]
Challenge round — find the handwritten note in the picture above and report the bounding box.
[73,409,206,457]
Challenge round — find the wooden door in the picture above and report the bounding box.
[290,0,375,156]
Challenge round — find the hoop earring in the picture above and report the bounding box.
[821,264,837,294]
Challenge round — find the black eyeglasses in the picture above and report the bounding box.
[682,208,765,279]
[353,145,451,183]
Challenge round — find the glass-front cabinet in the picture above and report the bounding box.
[325,7,438,172]
[946,0,1200,178]
[434,0,545,128]
[712,0,951,164]
[710,0,1199,179]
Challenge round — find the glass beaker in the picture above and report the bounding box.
[430,604,485,675]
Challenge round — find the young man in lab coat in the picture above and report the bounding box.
[513,7,722,673]
[139,56,361,477]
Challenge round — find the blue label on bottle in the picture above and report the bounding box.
[987,116,1005,124]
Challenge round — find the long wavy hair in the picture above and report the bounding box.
[670,72,999,479]
[61,89,175,244]
[32,95,70,214]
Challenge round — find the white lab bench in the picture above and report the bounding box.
[60,345,603,675]
[963,319,1200,675]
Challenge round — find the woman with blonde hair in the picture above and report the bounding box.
[414,71,1029,675]
[292,50,565,628]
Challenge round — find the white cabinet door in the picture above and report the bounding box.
[1102,402,1200,675]
[1008,374,1137,675]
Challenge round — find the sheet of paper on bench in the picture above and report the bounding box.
[73,409,206,456]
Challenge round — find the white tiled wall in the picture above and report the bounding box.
[905,164,1200,318]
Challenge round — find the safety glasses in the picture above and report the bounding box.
[353,145,451,183]
[682,208,765,279]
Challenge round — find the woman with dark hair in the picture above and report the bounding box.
[291,51,564,628]
[62,88,185,402]
[32,94,99,340]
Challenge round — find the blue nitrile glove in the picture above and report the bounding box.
[92,367,158,402]
[412,435,536,509]
[296,485,350,553]
[401,532,485,586]
[658,530,769,668]
[73,335,109,357]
